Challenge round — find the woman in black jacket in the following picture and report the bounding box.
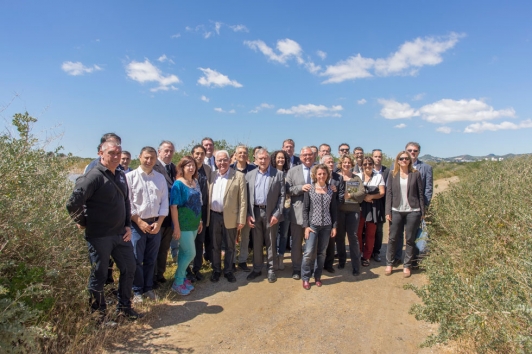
[385,151,424,278]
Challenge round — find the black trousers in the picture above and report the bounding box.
[373,222,385,255]
[192,222,207,272]
[87,235,136,312]
[155,223,173,281]
[210,211,237,274]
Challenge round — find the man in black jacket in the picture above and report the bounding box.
[67,140,141,321]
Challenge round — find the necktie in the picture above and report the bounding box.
[165,164,172,177]
[305,167,311,184]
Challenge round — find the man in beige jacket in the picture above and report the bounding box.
[207,150,247,283]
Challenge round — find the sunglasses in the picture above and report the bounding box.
[398,157,410,161]
[407,149,419,153]
[339,148,349,152]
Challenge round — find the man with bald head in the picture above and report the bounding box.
[285,146,315,280]
[207,150,247,283]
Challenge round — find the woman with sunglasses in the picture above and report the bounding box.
[336,155,366,274]
[271,150,291,270]
[357,157,385,267]
[385,151,424,278]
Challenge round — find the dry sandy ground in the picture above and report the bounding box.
[107,178,459,354]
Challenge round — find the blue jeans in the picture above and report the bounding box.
[131,224,161,295]
[174,230,197,285]
[277,207,290,256]
[301,224,332,281]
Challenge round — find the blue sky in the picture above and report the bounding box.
[1,1,531,158]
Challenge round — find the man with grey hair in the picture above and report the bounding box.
[67,140,141,321]
[285,146,315,279]
[207,150,247,283]
[245,149,285,283]
[153,141,176,286]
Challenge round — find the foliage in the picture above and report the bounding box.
[429,160,486,180]
[0,112,93,353]
[407,156,532,353]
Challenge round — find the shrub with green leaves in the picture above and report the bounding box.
[408,156,532,353]
[0,113,92,353]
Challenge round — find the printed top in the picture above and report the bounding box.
[170,180,202,231]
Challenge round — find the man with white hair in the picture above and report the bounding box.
[206,150,247,283]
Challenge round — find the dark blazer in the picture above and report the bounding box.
[291,155,302,168]
[380,166,390,186]
[245,166,285,222]
[153,160,176,191]
[330,171,345,204]
[385,170,425,217]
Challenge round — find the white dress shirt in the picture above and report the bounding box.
[126,167,169,219]
[210,170,229,213]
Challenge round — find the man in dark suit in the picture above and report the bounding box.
[202,137,217,171]
[285,146,314,279]
[371,149,390,262]
[353,147,365,174]
[153,141,176,285]
[321,155,345,273]
[282,138,301,168]
[245,149,285,283]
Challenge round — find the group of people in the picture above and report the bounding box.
[66,135,433,322]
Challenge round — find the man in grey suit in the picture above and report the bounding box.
[285,146,315,280]
[245,149,285,283]
[153,141,176,286]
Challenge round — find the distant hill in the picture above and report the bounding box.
[420,153,528,163]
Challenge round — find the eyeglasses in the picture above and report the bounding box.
[363,163,374,166]
[407,149,419,153]
[339,148,349,152]
[217,158,229,163]
[300,153,313,157]
[398,157,410,161]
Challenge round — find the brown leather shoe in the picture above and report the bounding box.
[302,280,311,290]
[315,279,322,287]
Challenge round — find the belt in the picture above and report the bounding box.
[211,210,223,215]
[141,217,158,223]
[254,205,267,209]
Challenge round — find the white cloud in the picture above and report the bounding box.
[230,24,249,32]
[378,97,516,124]
[412,93,425,101]
[436,126,452,134]
[395,123,407,129]
[186,24,212,39]
[418,99,515,124]
[214,107,236,113]
[197,68,242,88]
[214,22,222,35]
[357,98,367,105]
[201,95,210,102]
[126,59,180,92]
[249,103,274,113]
[244,38,303,64]
[157,54,175,64]
[464,119,532,133]
[61,61,102,76]
[320,54,375,83]
[277,104,343,118]
[374,33,463,76]
[171,33,181,39]
[316,50,327,60]
[320,32,463,83]
[378,99,419,119]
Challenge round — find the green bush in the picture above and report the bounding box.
[407,156,532,353]
[0,113,93,353]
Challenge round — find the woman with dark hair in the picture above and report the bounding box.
[357,156,385,267]
[301,164,337,290]
[170,156,203,295]
[385,151,424,278]
[271,150,290,269]
[336,155,366,275]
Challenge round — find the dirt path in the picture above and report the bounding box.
[108,178,458,354]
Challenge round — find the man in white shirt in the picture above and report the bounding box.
[126,147,169,302]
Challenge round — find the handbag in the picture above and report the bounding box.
[415,220,429,254]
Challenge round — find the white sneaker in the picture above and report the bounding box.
[132,294,143,304]
[143,290,159,301]
[278,255,285,270]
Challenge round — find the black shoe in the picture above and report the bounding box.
[372,253,382,262]
[152,282,160,290]
[186,272,197,283]
[156,277,167,284]
[352,269,360,276]
[324,266,336,273]
[194,271,204,281]
[392,258,402,268]
[238,262,251,272]
[224,272,237,283]
[210,271,221,282]
[232,263,238,273]
[247,271,262,281]
[292,271,301,280]
[337,264,345,269]
[116,308,144,321]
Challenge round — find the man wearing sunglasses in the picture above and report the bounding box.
[336,143,351,173]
